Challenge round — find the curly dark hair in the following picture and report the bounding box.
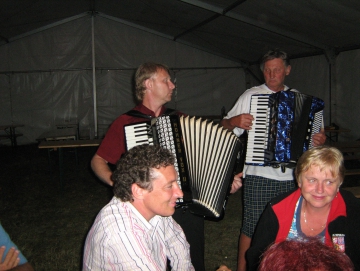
[112,144,175,201]
[259,238,354,271]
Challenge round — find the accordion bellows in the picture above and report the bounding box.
[125,115,241,218]
[178,116,241,218]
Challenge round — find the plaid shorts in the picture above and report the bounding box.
[241,175,296,237]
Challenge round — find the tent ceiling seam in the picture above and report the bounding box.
[0,12,90,46]
[180,0,329,50]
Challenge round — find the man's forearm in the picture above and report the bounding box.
[219,118,235,131]
[91,154,114,186]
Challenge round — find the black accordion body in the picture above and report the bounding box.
[245,91,324,168]
[124,115,241,218]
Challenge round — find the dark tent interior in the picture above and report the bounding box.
[1,1,360,270]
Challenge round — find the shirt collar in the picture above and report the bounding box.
[124,200,162,229]
[134,103,167,117]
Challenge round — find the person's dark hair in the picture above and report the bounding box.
[258,238,354,271]
[260,49,290,71]
[134,62,171,102]
[112,144,175,201]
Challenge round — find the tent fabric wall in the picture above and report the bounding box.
[4,71,93,143]
[167,68,245,116]
[0,13,359,145]
[0,17,92,71]
[336,50,360,141]
[0,74,11,125]
[0,15,243,145]
[94,16,243,69]
[94,69,135,138]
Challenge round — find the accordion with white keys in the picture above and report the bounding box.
[245,91,324,168]
[124,114,241,218]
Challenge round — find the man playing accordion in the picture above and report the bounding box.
[220,49,326,271]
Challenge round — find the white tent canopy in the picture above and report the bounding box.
[0,15,245,144]
[1,2,360,145]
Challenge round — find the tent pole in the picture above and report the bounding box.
[329,61,332,126]
[325,49,337,127]
[91,14,98,138]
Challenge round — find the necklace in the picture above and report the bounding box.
[303,210,326,231]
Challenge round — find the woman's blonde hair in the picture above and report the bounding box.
[295,145,345,185]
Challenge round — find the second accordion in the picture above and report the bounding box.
[125,115,241,218]
[245,90,324,168]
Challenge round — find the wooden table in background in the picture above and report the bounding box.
[0,124,24,147]
[329,141,360,154]
[38,139,102,191]
[325,128,351,142]
[37,127,78,141]
[329,141,360,170]
[329,141,360,198]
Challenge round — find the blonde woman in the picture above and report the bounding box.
[247,146,360,270]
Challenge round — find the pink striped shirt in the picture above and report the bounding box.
[83,197,194,271]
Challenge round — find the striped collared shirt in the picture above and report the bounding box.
[83,197,194,271]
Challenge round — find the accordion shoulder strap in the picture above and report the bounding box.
[125,110,152,119]
[163,108,177,115]
[125,108,177,119]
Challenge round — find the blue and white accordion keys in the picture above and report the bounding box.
[245,91,324,167]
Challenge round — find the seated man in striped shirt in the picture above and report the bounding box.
[83,144,194,271]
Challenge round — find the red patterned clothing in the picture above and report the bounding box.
[247,188,360,271]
